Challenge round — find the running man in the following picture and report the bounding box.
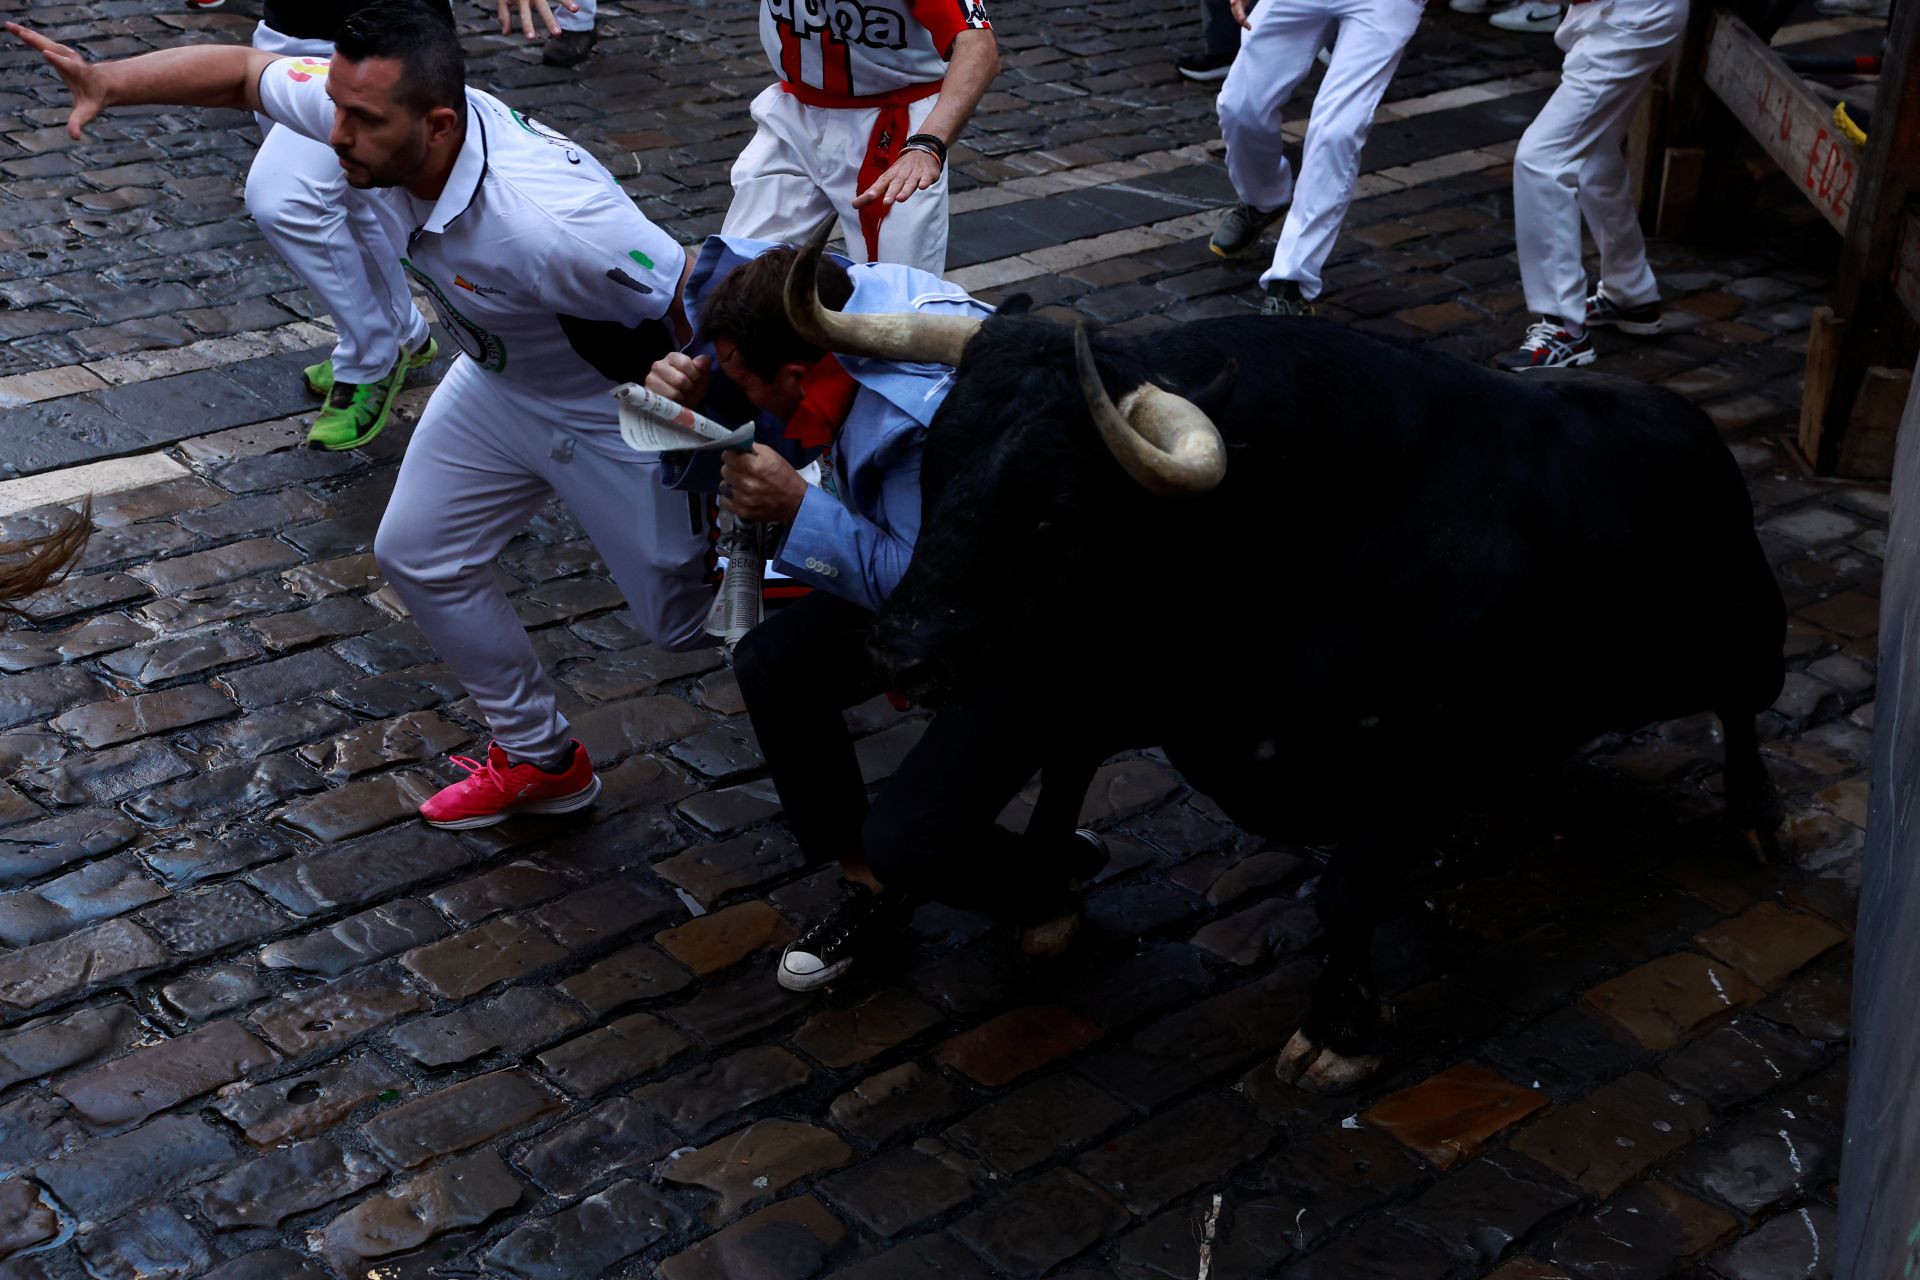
[723,0,1000,274]
[7,6,712,828]
[1209,0,1425,315]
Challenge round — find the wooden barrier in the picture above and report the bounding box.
[1642,0,1920,477]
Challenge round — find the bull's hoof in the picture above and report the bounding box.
[1020,909,1081,959]
[1273,1029,1384,1094]
[1727,821,1792,867]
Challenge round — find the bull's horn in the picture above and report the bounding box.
[783,217,982,366]
[1074,322,1226,497]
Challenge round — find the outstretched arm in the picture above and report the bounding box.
[852,27,1000,209]
[6,23,275,140]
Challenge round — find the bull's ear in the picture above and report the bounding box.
[1187,358,1239,419]
[996,293,1035,315]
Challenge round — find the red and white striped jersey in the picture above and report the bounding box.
[760,0,990,101]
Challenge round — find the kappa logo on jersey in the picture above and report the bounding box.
[511,110,584,165]
[961,0,987,24]
[768,0,909,50]
[285,57,331,82]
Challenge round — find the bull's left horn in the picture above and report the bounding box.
[783,217,982,366]
[1074,323,1226,497]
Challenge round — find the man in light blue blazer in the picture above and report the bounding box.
[646,236,1106,993]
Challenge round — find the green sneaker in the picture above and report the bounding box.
[307,360,407,451]
[1261,280,1316,317]
[1210,201,1286,258]
[304,337,440,398]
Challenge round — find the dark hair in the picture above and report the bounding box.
[334,0,467,125]
[698,247,854,380]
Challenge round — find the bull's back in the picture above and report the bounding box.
[1140,318,1784,738]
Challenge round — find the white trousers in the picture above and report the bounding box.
[558,0,597,33]
[1217,0,1422,297]
[248,24,429,384]
[1513,0,1687,323]
[722,84,949,275]
[374,358,713,761]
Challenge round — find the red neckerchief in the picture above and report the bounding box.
[785,355,860,449]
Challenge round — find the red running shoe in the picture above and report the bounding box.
[419,741,601,829]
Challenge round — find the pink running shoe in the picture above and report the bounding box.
[419,741,601,829]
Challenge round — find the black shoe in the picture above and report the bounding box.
[1211,201,1287,258]
[1262,279,1316,317]
[1177,50,1235,81]
[777,881,914,992]
[1585,287,1664,335]
[542,27,596,66]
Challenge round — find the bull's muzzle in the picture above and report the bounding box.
[783,217,983,366]
[1074,323,1227,497]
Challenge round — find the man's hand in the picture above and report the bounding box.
[495,0,581,39]
[720,445,807,524]
[644,351,712,409]
[7,23,111,140]
[852,149,942,210]
[1230,0,1253,27]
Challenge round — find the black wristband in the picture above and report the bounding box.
[903,133,948,166]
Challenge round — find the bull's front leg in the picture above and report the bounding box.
[1277,825,1425,1093]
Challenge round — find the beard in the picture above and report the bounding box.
[336,128,429,189]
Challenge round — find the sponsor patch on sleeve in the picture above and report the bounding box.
[285,57,331,82]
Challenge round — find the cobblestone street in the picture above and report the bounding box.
[0,0,1891,1275]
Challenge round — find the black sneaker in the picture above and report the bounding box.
[1176,50,1235,81]
[542,27,596,66]
[1210,202,1287,258]
[1262,280,1316,317]
[1585,288,1664,335]
[777,881,914,992]
[1493,318,1596,373]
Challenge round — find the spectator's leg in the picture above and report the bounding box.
[1264,0,1421,297]
[1216,0,1334,216]
[1512,7,1671,326]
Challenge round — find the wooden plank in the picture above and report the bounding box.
[1702,12,1863,234]
[1896,209,1920,326]
[1837,366,1911,478]
[1654,146,1706,240]
[1798,305,1844,465]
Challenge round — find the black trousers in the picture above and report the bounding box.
[733,590,1102,916]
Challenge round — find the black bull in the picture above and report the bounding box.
[790,255,1787,1090]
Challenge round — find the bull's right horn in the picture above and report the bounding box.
[783,217,982,366]
[1074,323,1226,497]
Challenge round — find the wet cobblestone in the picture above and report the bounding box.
[0,0,1884,1271]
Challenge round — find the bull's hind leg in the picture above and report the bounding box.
[1721,712,1788,865]
[1277,825,1424,1094]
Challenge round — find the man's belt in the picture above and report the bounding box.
[779,78,944,110]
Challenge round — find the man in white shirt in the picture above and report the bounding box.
[7,5,710,829]
[723,0,999,274]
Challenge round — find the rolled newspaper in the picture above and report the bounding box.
[614,383,754,454]
[612,383,782,648]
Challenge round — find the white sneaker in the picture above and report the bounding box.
[1490,1,1564,30]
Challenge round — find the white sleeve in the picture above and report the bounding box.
[252,56,340,145]
[537,192,687,326]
